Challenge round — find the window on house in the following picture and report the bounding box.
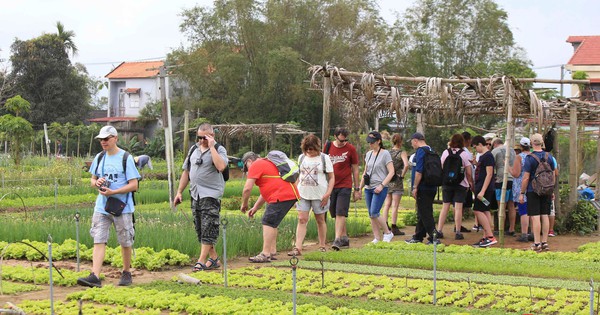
[130,94,140,108]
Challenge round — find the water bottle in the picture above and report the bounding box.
[480,196,490,206]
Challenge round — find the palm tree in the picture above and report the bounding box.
[56,21,78,56]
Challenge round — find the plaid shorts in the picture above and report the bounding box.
[192,197,221,245]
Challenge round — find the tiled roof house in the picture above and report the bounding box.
[565,36,600,101]
[90,60,164,122]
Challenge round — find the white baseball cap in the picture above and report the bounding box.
[519,137,531,146]
[95,126,118,139]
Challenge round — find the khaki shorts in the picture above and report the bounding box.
[90,212,135,247]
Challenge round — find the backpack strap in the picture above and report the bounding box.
[93,151,106,176]
[184,144,198,171]
[324,141,332,155]
[321,153,327,174]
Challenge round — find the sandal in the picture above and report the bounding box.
[205,257,221,270]
[270,253,278,261]
[287,247,302,256]
[192,262,207,272]
[249,253,271,263]
[319,246,326,253]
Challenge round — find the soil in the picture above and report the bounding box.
[2,219,600,307]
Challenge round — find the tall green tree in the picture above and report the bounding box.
[172,0,387,131]
[10,33,91,127]
[383,0,521,77]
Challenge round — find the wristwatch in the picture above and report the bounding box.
[354,187,361,191]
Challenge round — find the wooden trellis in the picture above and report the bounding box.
[310,63,600,244]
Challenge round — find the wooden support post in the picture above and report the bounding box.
[271,124,276,150]
[498,89,515,246]
[183,110,190,152]
[596,125,600,199]
[322,72,331,142]
[568,103,578,212]
[553,127,561,217]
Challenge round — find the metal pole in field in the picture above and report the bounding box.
[290,256,299,315]
[433,230,437,305]
[54,178,58,211]
[47,234,55,315]
[590,278,594,315]
[75,212,81,272]
[221,218,228,287]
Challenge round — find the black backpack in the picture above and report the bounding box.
[185,143,229,181]
[94,150,137,205]
[442,148,465,186]
[421,147,443,186]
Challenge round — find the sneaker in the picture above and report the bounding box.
[371,238,380,244]
[331,238,341,251]
[383,232,394,242]
[460,226,471,233]
[473,238,486,246]
[506,231,516,237]
[391,226,405,236]
[77,272,102,288]
[527,234,534,242]
[340,236,350,248]
[516,234,529,242]
[455,233,464,240]
[426,239,441,245]
[478,237,497,247]
[548,230,556,237]
[472,225,482,232]
[405,238,422,244]
[118,271,132,286]
[435,231,444,239]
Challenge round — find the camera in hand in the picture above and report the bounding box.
[363,174,371,186]
[99,180,110,191]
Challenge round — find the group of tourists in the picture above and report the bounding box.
[76,124,558,288]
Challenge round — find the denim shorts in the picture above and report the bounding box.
[364,187,388,218]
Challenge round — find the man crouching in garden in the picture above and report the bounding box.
[240,151,299,263]
[77,125,140,288]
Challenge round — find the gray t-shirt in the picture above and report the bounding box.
[182,144,228,200]
[364,149,393,189]
[491,145,515,183]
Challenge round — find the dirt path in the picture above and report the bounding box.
[2,223,599,306]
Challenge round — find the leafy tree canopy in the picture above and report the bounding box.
[10,27,92,128]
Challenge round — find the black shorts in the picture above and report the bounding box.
[442,185,467,204]
[192,197,221,245]
[526,192,551,216]
[473,190,495,212]
[262,199,296,228]
[329,187,351,218]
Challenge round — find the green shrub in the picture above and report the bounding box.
[564,200,598,235]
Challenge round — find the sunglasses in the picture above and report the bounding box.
[197,136,207,141]
[98,136,114,142]
[336,137,348,142]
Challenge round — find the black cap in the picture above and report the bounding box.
[410,132,425,141]
[366,131,382,143]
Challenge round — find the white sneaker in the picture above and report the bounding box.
[383,232,394,243]
[371,238,380,244]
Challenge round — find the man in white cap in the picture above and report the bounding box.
[519,133,556,251]
[77,125,140,288]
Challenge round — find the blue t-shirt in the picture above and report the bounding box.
[410,146,437,191]
[523,151,556,192]
[474,151,495,194]
[89,150,141,214]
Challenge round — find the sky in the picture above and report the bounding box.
[2,0,599,97]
